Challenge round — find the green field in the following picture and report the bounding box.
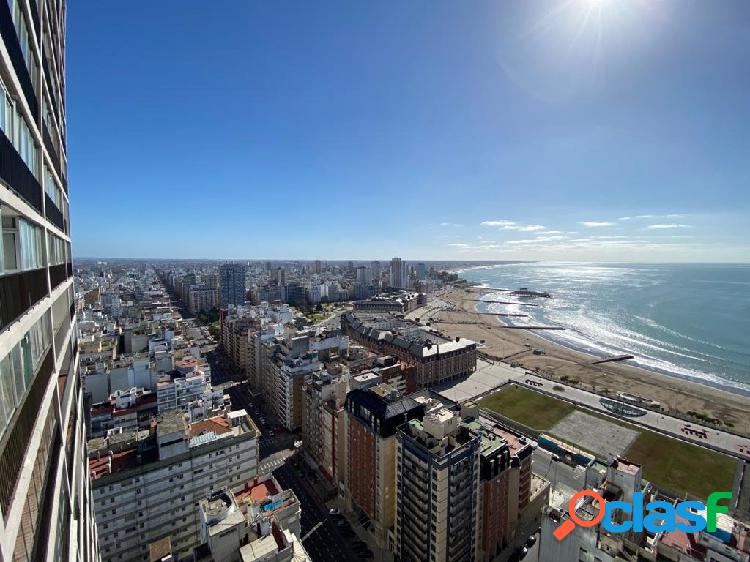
[625,430,736,500]
[479,385,575,430]
[479,385,736,500]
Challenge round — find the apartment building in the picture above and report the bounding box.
[89,409,259,562]
[192,474,311,562]
[188,284,217,315]
[395,407,481,562]
[219,263,247,307]
[343,385,425,550]
[302,369,348,482]
[0,0,100,560]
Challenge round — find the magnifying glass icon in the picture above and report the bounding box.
[553,490,606,541]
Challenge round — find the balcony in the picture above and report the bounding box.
[0,268,49,332]
[0,350,54,514]
[0,130,43,214]
[43,125,64,182]
[0,3,38,116]
[45,194,66,232]
[49,262,68,290]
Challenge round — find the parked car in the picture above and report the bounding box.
[526,535,537,547]
[329,508,340,515]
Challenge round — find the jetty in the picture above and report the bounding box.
[470,299,539,307]
[501,325,564,330]
[592,354,634,365]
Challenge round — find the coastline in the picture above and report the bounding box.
[434,286,750,436]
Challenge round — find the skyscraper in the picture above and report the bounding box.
[219,262,247,306]
[390,257,406,289]
[1,1,100,560]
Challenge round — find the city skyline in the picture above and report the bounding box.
[67,1,750,262]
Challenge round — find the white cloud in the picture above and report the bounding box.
[646,224,692,230]
[439,222,463,227]
[618,217,632,221]
[515,224,546,232]
[447,243,469,247]
[579,221,615,228]
[538,230,563,235]
[481,220,546,232]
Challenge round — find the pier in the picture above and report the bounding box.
[501,325,564,330]
[470,299,539,307]
[592,354,635,364]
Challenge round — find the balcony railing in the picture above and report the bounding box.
[0,268,49,332]
[0,2,38,117]
[45,193,66,232]
[49,262,68,290]
[0,349,54,514]
[0,130,43,214]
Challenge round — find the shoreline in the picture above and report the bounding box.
[433,286,750,436]
[473,298,750,399]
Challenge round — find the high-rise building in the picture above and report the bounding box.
[395,407,481,562]
[219,263,247,306]
[390,257,406,289]
[1,2,100,561]
[313,259,322,274]
[343,385,425,549]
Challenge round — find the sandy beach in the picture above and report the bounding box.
[432,286,750,436]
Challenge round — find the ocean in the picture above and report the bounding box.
[459,263,750,394]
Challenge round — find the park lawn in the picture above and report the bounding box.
[479,385,575,431]
[624,430,736,500]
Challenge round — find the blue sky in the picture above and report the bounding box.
[68,0,750,261]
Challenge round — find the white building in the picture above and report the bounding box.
[90,409,259,562]
[0,1,100,560]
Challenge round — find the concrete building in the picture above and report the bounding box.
[395,407,481,562]
[0,1,101,560]
[192,475,311,562]
[272,352,322,431]
[343,385,425,550]
[390,257,406,289]
[342,311,477,388]
[302,370,349,482]
[188,285,218,315]
[220,314,254,373]
[353,291,420,314]
[89,409,259,561]
[219,263,247,307]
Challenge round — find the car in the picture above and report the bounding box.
[526,535,537,547]
[519,546,529,559]
[329,508,341,515]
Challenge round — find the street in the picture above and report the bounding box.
[273,462,366,562]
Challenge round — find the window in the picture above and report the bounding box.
[0,311,50,438]
[13,218,43,271]
[45,166,64,210]
[47,233,67,265]
[9,0,39,86]
[0,78,37,176]
[2,214,18,272]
